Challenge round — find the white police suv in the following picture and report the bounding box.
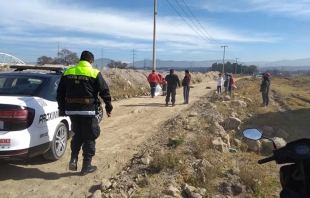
[0,65,72,161]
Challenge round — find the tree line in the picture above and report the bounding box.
[211,62,258,74]
[37,48,128,69]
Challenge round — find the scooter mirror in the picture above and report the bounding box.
[243,128,262,140]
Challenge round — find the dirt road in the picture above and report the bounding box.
[0,80,217,198]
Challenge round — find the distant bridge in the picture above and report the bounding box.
[0,52,26,65]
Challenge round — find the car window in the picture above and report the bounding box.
[0,76,45,96]
[50,78,60,101]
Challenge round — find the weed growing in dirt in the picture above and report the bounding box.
[170,137,184,148]
[149,150,181,173]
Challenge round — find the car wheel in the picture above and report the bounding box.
[43,122,68,160]
[96,105,103,123]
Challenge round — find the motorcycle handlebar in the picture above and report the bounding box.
[258,156,275,164]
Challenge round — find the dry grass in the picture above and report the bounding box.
[149,149,183,173]
[118,75,310,198]
[237,152,280,197]
[234,76,310,141]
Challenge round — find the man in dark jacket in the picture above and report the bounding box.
[56,51,113,176]
[182,69,191,104]
[165,69,181,106]
[260,75,270,107]
[262,72,271,107]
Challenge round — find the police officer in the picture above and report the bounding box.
[56,51,113,176]
[165,69,181,106]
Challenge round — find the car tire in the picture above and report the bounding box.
[96,105,103,123]
[43,122,68,161]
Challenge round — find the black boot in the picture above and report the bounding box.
[80,161,97,176]
[69,157,78,171]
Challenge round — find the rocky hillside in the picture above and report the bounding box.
[88,77,290,198]
[99,68,217,101]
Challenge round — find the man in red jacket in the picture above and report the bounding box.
[147,70,160,98]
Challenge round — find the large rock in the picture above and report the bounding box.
[182,183,204,198]
[231,100,247,108]
[212,137,229,152]
[100,178,112,191]
[261,137,286,155]
[243,97,252,104]
[211,122,227,136]
[272,137,287,148]
[224,95,231,101]
[274,128,289,139]
[260,139,275,156]
[162,185,180,197]
[223,117,242,130]
[245,139,261,152]
[262,126,274,136]
[92,190,102,198]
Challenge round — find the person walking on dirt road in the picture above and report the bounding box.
[165,69,181,106]
[147,70,160,98]
[56,50,113,176]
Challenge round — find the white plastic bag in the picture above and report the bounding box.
[154,84,162,96]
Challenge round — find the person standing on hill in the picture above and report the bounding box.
[223,73,230,94]
[56,50,113,176]
[217,73,223,94]
[147,70,160,98]
[228,74,235,96]
[165,69,181,106]
[260,75,270,107]
[182,69,191,104]
[262,72,271,107]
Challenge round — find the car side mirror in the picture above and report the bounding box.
[243,128,263,140]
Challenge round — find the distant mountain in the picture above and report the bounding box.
[94,57,310,69]
[127,59,235,68]
[270,58,310,67]
[94,58,113,68]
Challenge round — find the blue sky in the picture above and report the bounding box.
[0,0,309,64]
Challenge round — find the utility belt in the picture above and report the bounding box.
[66,98,96,104]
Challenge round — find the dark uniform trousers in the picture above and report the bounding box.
[69,116,100,163]
[166,86,177,103]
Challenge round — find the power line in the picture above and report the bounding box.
[174,0,217,46]
[166,0,214,45]
[180,0,220,46]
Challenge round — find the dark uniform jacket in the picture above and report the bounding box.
[260,77,269,93]
[56,61,113,116]
[165,73,181,88]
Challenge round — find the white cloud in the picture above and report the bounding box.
[199,0,310,19]
[0,0,288,62]
[0,1,278,42]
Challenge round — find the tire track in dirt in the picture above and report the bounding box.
[0,79,217,198]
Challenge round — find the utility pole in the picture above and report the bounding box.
[235,58,239,74]
[221,45,227,73]
[131,49,136,67]
[152,0,157,70]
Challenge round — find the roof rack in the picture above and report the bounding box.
[9,65,67,74]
